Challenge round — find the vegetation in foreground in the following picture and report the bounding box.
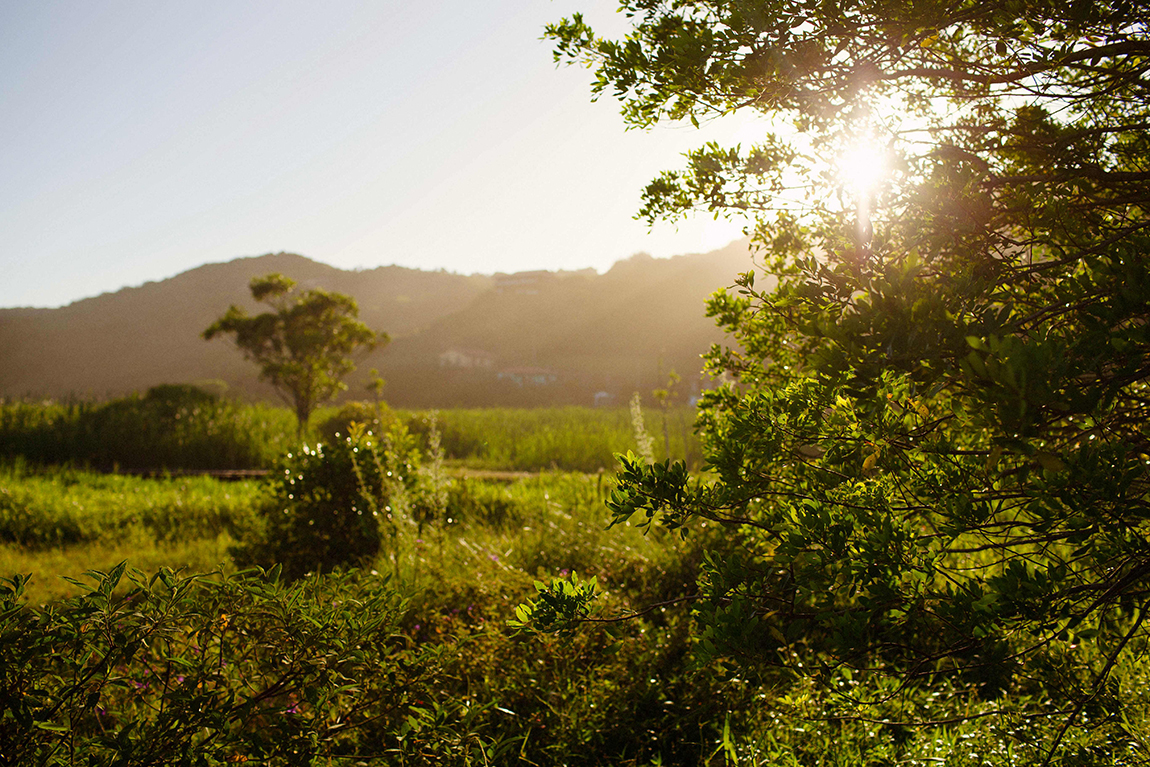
[4,419,1150,764]
[513,0,1150,763]
[7,0,1150,757]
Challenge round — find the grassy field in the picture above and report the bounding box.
[3,409,1149,764]
[406,404,699,471]
[0,389,297,470]
[1,391,701,473]
[0,460,264,603]
[0,460,678,604]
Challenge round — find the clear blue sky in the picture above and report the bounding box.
[0,1,759,308]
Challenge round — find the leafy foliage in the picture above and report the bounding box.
[0,564,514,766]
[234,423,421,581]
[9,461,1150,763]
[543,0,1150,753]
[509,571,601,636]
[203,274,383,431]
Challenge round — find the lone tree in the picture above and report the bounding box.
[522,0,1150,751]
[204,273,384,432]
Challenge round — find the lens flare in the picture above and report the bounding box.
[836,140,889,199]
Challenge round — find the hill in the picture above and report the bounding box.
[0,243,757,407]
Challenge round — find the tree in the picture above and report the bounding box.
[530,0,1150,750]
[203,274,384,432]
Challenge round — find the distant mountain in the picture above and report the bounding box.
[0,242,758,407]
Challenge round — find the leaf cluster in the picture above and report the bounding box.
[203,274,384,429]
[0,563,496,766]
[234,422,421,581]
[547,0,1150,750]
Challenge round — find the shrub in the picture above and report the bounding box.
[234,423,420,580]
[315,399,396,444]
[0,563,513,766]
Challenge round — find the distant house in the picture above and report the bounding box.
[438,348,496,370]
[497,366,558,386]
[593,391,616,407]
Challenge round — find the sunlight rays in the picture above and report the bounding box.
[835,137,891,203]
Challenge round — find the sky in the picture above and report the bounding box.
[0,1,763,309]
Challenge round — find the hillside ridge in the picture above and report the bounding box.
[1,242,757,407]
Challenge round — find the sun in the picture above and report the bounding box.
[836,139,890,200]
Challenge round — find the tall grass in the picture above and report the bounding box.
[403,405,701,472]
[0,387,296,470]
[2,392,701,473]
[0,460,267,550]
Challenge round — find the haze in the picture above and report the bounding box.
[0,1,759,309]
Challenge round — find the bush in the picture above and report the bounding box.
[234,423,421,580]
[0,564,514,766]
[315,399,396,445]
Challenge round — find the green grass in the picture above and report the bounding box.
[5,447,1150,763]
[381,471,696,603]
[0,534,236,605]
[0,461,688,621]
[0,390,297,470]
[0,460,266,549]
[0,461,265,603]
[401,405,701,472]
[3,392,701,473]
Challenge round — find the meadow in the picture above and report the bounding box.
[0,388,700,473]
[3,393,1149,765]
